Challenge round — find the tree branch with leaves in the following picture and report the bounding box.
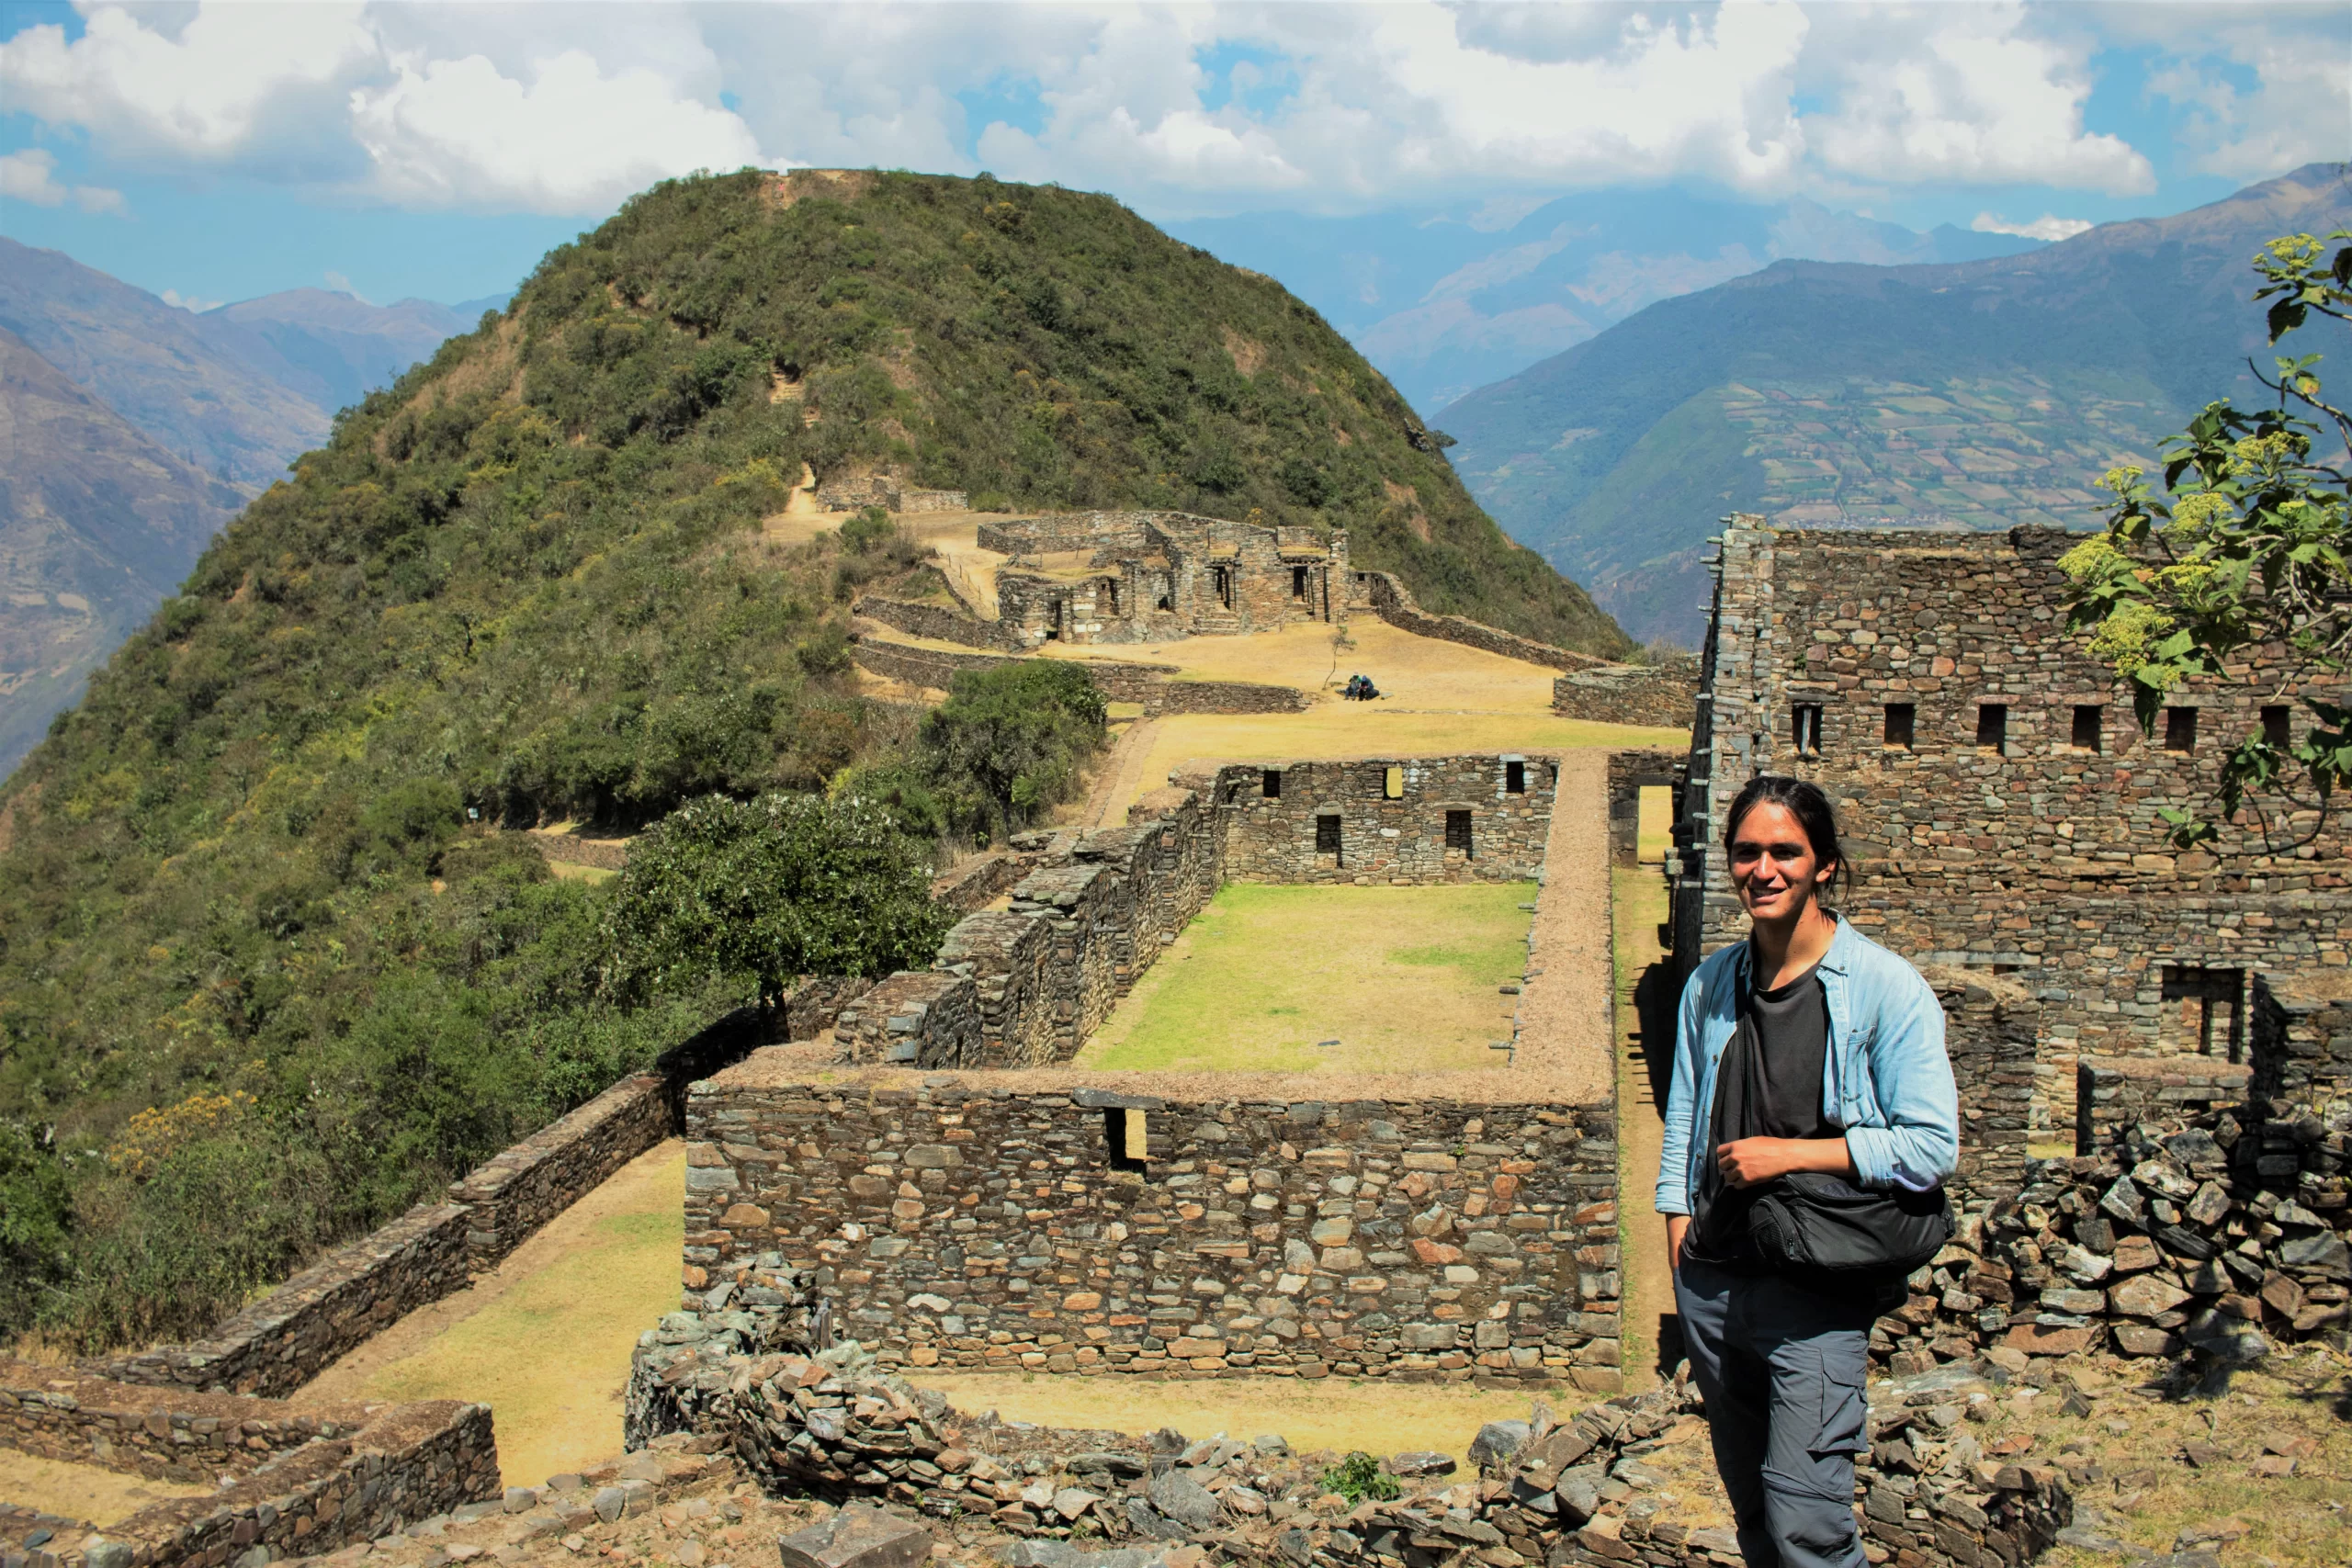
[2061,226,2352,848]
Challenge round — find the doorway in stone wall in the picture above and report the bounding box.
[2160,964,2245,1061]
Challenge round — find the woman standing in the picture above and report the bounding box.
[1655,776,1959,1568]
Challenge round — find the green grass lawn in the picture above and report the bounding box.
[1074,882,1535,1075]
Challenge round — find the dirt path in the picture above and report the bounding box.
[1509,751,1615,1102]
[293,1140,684,1486]
[902,1373,1552,1466]
[1612,866,1677,1388]
[1078,717,1161,828]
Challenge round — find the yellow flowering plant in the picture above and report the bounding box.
[2063,229,2352,847]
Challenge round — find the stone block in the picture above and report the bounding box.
[776,1505,935,1568]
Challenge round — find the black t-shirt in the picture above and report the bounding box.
[1684,950,1839,1268]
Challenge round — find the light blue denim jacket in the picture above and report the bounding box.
[1654,917,1959,1217]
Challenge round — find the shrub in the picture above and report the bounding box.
[1319,1452,1400,1505]
[605,792,953,1005]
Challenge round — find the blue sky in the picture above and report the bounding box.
[1,1,2344,310]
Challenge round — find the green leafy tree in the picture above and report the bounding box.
[604,793,954,1005]
[2063,228,2352,845]
[916,660,1106,841]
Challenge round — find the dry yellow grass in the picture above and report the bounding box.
[0,1450,209,1529]
[905,1371,1557,1465]
[294,1142,685,1486]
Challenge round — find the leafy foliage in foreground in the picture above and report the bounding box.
[2063,230,2352,844]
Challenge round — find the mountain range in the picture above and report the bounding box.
[1438,163,2352,646]
[1172,190,2043,414]
[0,234,505,771]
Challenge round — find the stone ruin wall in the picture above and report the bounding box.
[1212,756,1557,886]
[1551,666,1702,730]
[0,1361,497,1568]
[1674,520,2352,1139]
[847,634,1309,716]
[1351,572,1609,674]
[834,785,1226,1070]
[833,755,1563,1074]
[90,993,854,1399]
[681,1077,1624,1388]
[981,513,1344,649]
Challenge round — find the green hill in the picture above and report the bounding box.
[0,168,1623,1349]
[1440,163,2352,645]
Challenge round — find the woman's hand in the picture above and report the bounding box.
[1713,1135,1856,1188]
[1665,1215,1689,1276]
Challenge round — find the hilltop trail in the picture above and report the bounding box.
[1078,717,1162,829]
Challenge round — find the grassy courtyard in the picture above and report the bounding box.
[1072,882,1536,1075]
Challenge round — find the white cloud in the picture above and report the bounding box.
[1972,210,2093,242]
[2134,11,2352,182]
[1,1,768,212]
[160,288,223,312]
[351,47,766,210]
[0,0,2327,222]
[0,147,127,214]
[1800,5,2154,194]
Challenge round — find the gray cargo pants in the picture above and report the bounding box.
[1672,1258,1873,1568]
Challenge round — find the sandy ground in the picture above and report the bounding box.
[0,1451,209,1529]
[1040,621,1562,710]
[292,1141,685,1487]
[1507,751,1617,1104]
[1612,864,1677,1390]
[900,1372,1559,1466]
[1078,717,1163,829]
[1072,883,1533,1076]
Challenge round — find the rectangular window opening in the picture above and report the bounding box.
[1976,703,2008,755]
[1214,565,1233,609]
[1445,809,1473,854]
[1104,1107,1149,1172]
[1792,703,1823,757]
[1292,565,1309,599]
[1383,765,1404,799]
[1505,760,1526,795]
[1315,814,1341,857]
[1106,580,1120,615]
[1883,704,1916,750]
[2161,965,2245,1062]
[2164,705,2198,753]
[2262,705,2291,748]
[2071,705,2103,752]
[1262,768,1282,799]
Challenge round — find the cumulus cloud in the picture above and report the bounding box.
[0,0,2323,220]
[160,288,224,312]
[0,147,127,214]
[1972,210,2093,242]
[1,0,767,211]
[2131,9,2352,182]
[1800,4,2153,194]
[351,47,768,209]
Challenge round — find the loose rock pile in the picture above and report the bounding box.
[620,1307,2072,1568]
[1872,1104,2351,1373]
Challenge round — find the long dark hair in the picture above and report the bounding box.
[1724,774,1849,908]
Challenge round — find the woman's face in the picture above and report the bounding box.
[1728,800,1834,924]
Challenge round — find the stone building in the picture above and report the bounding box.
[1669,516,2349,1137]
[979,511,1347,646]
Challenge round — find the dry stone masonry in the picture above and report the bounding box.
[0,1361,497,1568]
[1672,518,2351,1142]
[680,1079,1623,1385]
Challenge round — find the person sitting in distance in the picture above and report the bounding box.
[1656,774,1958,1568]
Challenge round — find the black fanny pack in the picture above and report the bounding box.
[1741,1169,1951,1277]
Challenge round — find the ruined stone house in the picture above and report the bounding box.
[1669,516,2350,1140]
[978,511,1348,646]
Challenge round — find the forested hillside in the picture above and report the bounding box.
[0,167,1624,1351]
[1442,163,2352,645]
